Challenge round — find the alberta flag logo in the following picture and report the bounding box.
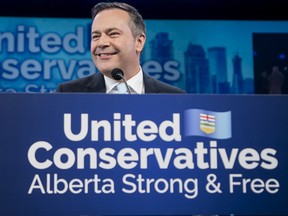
[184,109,232,139]
[200,113,215,134]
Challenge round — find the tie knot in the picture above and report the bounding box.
[110,82,137,94]
[115,82,128,94]
[112,83,128,94]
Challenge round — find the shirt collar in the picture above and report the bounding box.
[104,66,144,94]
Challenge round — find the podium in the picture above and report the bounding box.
[0,93,287,215]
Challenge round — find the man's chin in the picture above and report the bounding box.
[99,67,117,78]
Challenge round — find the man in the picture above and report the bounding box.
[56,2,185,94]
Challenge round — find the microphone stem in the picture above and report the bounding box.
[122,79,132,94]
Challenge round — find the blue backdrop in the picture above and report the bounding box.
[2,17,288,94]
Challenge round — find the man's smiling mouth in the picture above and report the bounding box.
[96,52,118,57]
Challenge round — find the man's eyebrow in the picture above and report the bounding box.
[91,27,122,35]
[91,30,100,35]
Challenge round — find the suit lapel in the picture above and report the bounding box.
[86,73,106,93]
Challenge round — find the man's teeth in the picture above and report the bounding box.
[99,53,113,56]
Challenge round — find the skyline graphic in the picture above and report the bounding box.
[143,32,253,94]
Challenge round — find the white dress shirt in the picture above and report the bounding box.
[104,67,145,94]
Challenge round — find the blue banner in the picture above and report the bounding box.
[0,93,287,215]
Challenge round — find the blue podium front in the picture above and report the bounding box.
[0,93,287,216]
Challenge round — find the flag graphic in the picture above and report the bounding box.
[184,109,232,139]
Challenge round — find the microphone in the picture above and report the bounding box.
[111,68,132,94]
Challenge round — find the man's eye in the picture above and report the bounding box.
[92,35,100,40]
[110,32,119,37]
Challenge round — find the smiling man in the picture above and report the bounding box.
[56,2,185,94]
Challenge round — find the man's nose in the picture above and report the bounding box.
[97,34,110,48]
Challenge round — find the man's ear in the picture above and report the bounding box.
[136,34,146,53]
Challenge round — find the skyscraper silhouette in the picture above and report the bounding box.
[232,54,244,93]
[184,43,209,93]
[207,47,230,93]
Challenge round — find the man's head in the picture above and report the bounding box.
[91,2,146,39]
[90,2,146,79]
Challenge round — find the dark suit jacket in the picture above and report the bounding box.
[56,72,185,94]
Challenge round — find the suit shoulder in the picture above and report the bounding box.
[56,73,100,92]
[144,74,186,94]
[156,79,186,93]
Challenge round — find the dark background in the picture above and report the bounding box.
[1,0,288,20]
[253,33,288,94]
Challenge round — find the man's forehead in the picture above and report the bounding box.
[93,8,130,23]
[91,9,130,31]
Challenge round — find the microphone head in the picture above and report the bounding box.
[111,68,124,81]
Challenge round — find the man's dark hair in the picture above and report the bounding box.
[91,2,146,38]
